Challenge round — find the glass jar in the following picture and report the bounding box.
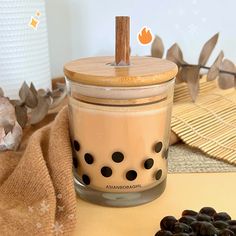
[64,56,177,207]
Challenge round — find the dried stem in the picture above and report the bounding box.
[182,63,236,76]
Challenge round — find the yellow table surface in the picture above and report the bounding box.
[74,173,236,236]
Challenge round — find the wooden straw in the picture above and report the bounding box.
[115,16,130,65]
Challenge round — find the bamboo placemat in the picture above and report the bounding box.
[171,79,236,165]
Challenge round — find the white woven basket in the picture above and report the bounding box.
[0,0,51,99]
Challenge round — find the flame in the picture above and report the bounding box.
[138,27,153,45]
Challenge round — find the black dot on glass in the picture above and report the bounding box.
[144,158,154,169]
[155,169,162,180]
[73,157,78,168]
[101,166,112,177]
[82,174,90,185]
[112,152,124,163]
[154,141,163,153]
[73,140,80,152]
[84,153,94,164]
[126,170,137,181]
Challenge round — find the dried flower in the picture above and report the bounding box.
[0,97,22,151]
[0,82,66,151]
[9,82,66,128]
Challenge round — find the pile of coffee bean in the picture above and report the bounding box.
[155,207,236,236]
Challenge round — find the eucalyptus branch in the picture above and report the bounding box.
[181,63,236,76]
[151,32,236,102]
[0,82,66,128]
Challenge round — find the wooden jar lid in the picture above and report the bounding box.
[64,56,178,87]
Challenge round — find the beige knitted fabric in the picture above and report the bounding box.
[0,107,77,236]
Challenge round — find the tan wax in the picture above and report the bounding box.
[69,97,172,192]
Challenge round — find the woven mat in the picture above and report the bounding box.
[168,143,236,173]
[171,79,236,166]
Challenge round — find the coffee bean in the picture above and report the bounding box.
[197,213,212,222]
[173,223,192,234]
[214,212,231,221]
[182,210,198,217]
[228,226,236,234]
[200,207,217,217]
[160,216,178,231]
[188,233,196,236]
[213,221,228,230]
[191,221,203,234]
[199,222,218,236]
[157,207,235,236]
[155,230,173,236]
[219,229,235,236]
[179,216,196,225]
[173,233,189,236]
[228,220,236,226]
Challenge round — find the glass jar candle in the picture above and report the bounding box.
[64,56,177,207]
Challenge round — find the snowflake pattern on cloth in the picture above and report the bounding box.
[36,222,42,229]
[58,205,64,212]
[52,221,64,235]
[39,200,50,214]
[57,193,62,199]
[28,206,34,213]
[27,194,73,234]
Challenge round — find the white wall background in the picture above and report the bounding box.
[45,0,236,78]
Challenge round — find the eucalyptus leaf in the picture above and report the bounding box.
[10,99,24,107]
[2,122,22,151]
[178,66,200,102]
[198,33,219,66]
[15,105,28,128]
[37,89,47,97]
[151,35,164,58]
[30,96,51,125]
[50,88,67,109]
[19,82,38,108]
[166,43,185,66]
[0,97,16,129]
[30,83,38,97]
[2,120,14,134]
[0,88,4,97]
[175,67,185,83]
[51,89,62,98]
[19,82,30,102]
[218,59,235,89]
[25,92,38,109]
[46,90,53,97]
[207,50,224,81]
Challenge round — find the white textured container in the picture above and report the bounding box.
[0,0,51,99]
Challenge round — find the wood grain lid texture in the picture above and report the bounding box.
[64,56,178,87]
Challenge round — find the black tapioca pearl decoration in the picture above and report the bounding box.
[112,152,124,163]
[84,153,94,164]
[155,169,162,180]
[73,156,78,168]
[154,141,163,153]
[82,174,90,185]
[126,170,137,181]
[144,158,154,169]
[101,166,112,177]
[73,140,80,151]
